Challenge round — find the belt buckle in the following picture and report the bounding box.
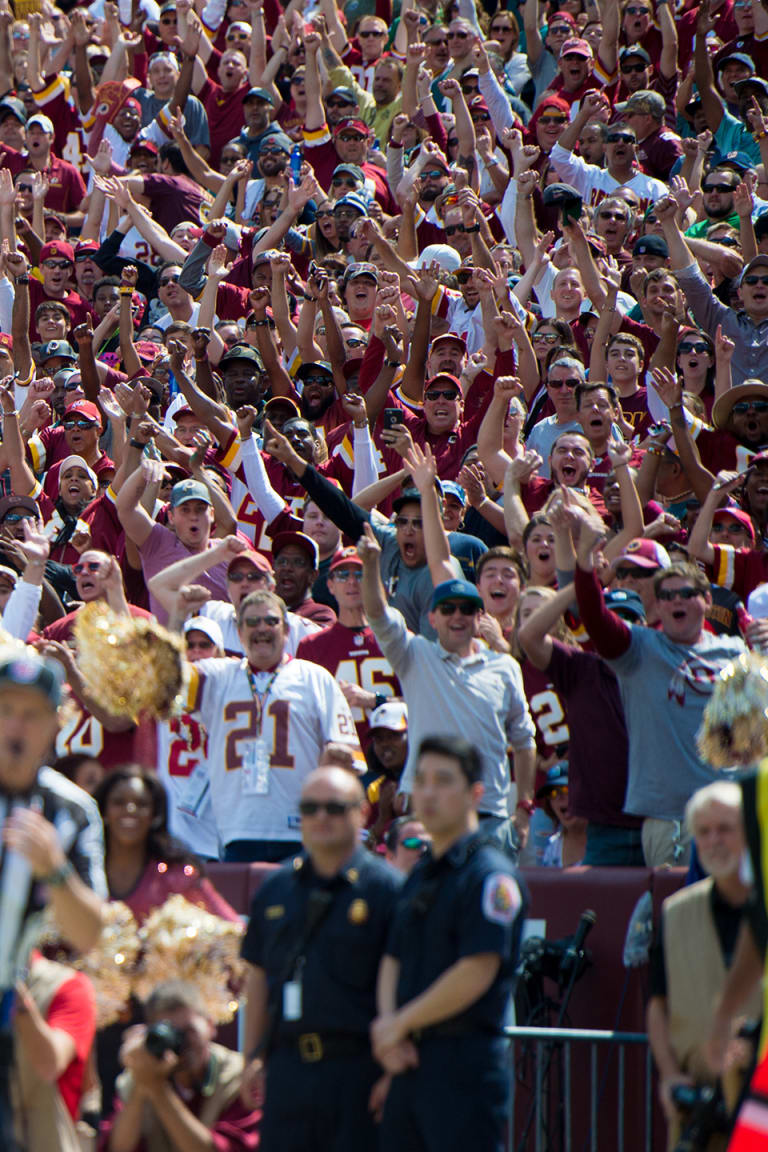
[298,1033,323,1062]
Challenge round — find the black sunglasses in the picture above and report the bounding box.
[436,600,479,616]
[299,799,360,816]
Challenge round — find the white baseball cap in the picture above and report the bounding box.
[59,455,98,489]
[369,701,408,733]
[183,616,224,649]
[28,113,54,134]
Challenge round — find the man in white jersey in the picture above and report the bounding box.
[147,534,320,655]
[183,589,361,863]
[156,617,225,860]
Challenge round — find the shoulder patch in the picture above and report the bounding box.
[482,872,522,926]
[265,905,285,919]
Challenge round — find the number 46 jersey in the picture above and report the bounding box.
[184,657,362,847]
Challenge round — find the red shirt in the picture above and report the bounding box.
[521,659,569,775]
[26,953,95,1122]
[198,77,248,168]
[711,544,768,601]
[141,173,210,232]
[27,277,93,343]
[302,129,396,211]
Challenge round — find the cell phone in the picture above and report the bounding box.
[647,421,669,437]
[383,408,404,431]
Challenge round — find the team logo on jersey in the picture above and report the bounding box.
[353,633,364,646]
[668,657,722,706]
[348,898,369,924]
[482,873,521,926]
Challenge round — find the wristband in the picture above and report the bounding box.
[303,293,318,302]
[516,799,535,817]
[755,131,767,142]
[251,319,270,327]
[389,139,404,149]
[39,859,73,887]
[129,438,146,449]
[464,223,481,233]
[484,158,499,167]
[15,275,29,285]
[384,358,401,368]
[647,445,666,457]
[119,287,133,296]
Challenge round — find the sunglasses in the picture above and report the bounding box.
[159,274,180,286]
[472,112,491,122]
[606,132,635,144]
[620,62,646,73]
[302,374,334,385]
[533,331,559,343]
[732,399,768,413]
[260,146,286,155]
[449,30,469,38]
[703,182,736,194]
[401,836,428,851]
[242,614,282,627]
[228,569,265,583]
[436,600,479,616]
[43,259,71,270]
[345,337,366,348]
[423,169,448,180]
[332,568,363,581]
[316,209,335,218]
[538,115,567,125]
[16,183,33,192]
[394,516,423,530]
[547,785,569,798]
[332,176,359,186]
[490,23,512,34]
[299,799,360,816]
[547,377,581,389]
[615,565,656,580]
[73,560,103,574]
[359,27,385,36]
[678,341,710,354]
[159,15,176,23]
[656,587,702,602]
[3,512,36,524]
[744,275,768,286]
[625,5,650,13]
[63,418,96,429]
[75,251,96,262]
[327,98,355,108]
[339,132,365,142]
[427,37,449,46]
[445,225,467,238]
[425,388,460,401]
[599,210,627,221]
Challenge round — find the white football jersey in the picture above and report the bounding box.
[156,713,220,859]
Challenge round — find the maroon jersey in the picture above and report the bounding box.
[617,388,652,438]
[521,659,570,785]
[711,544,768,601]
[296,621,399,742]
[198,77,249,168]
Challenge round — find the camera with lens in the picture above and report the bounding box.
[145,1021,186,1060]
[671,1082,730,1152]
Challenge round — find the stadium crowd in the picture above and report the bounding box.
[3,0,768,1143]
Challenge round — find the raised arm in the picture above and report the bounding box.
[687,470,742,568]
[402,442,455,586]
[518,581,576,670]
[694,2,724,135]
[148,535,248,615]
[652,366,716,503]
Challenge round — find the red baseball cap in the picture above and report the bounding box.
[560,37,593,59]
[425,371,464,396]
[135,341,160,363]
[614,538,671,570]
[333,117,370,137]
[0,334,12,352]
[329,546,363,573]
[227,549,273,575]
[75,240,100,257]
[64,399,102,428]
[272,531,319,566]
[713,506,756,544]
[40,241,74,264]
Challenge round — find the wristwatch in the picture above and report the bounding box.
[39,859,73,887]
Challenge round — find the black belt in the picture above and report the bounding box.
[276,1031,371,1063]
[412,1021,502,1041]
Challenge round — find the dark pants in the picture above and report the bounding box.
[0,1026,20,1152]
[223,840,302,863]
[583,823,645,867]
[260,1046,380,1152]
[380,1035,509,1152]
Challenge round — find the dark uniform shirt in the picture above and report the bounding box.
[387,832,525,1033]
[242,846,402,1038]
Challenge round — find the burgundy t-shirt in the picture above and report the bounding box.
[142,173,208,232]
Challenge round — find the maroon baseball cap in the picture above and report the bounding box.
[333,117,370,137]
[560,37,593,58]
[75,240,100,257]
[64,399,102,428]
[272,531,319,566]
[329,546,363,573]
[425,371,464,396]
[40,241,74,264]
[614,538,671,570]
[712,506,756,543]
[227,549,273,575]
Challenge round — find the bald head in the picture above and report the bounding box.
[300,765,366,860]
[302,765,364,803]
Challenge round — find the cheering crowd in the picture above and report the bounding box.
[3,0,768,1145]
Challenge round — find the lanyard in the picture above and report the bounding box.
[245,662,285,736]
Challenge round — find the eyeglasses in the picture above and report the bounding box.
[472,112,491,122]
[299,799,360,816]
[449,30,470,38]
[606,132,635,144]
[242,614,282,627]
[425,388,460,401]
[401,836,428,850]
[615,565,656,580]
[656,587,702,602]
[359,27,385,36]
[620,61,647,73]
[228,569,266,583]
[332,568,363,582]
[547,377,581,389]
[73,560,103,574]
[316,209,335,218]
[394,516,423,530]
[42,259,71,270]
[332,175,359,186]
[538,115,567,125]
[436,600,479,616]
[598,210,627,221]
[63,418,96,430]
[732,399,768,413]
[159,274,180,287]
[533,331,559,343]
[744,275,768,286]
[703,182,736,194]
[3,511,36,524]
[339,132,365,142]
[678,341,710,354]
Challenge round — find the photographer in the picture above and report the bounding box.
[102,981,260,1152]
[647,783,761,1151]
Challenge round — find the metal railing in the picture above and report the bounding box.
[505,1026,654,1152]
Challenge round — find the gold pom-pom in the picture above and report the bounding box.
[133,895,245,1024]
[73,602,187,720]
[38,902,141,1028]
[698,652,768,768]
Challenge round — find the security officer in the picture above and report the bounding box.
[372,735,526,1152]
[240,765,402,1151]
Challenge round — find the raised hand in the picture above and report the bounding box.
[190,328,211,361]
[236,404,259,438]
[606,437,633,470]
[341,392,367,426]
[651,365,683,409]
[402,440,436,493]
[356,521,381,566]
[715,323,735,363]
[506,449,542,485]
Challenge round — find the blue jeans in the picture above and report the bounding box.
[223,839,302,863]
[583,823,645,867]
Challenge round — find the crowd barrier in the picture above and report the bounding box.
[208,863,688,1151]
